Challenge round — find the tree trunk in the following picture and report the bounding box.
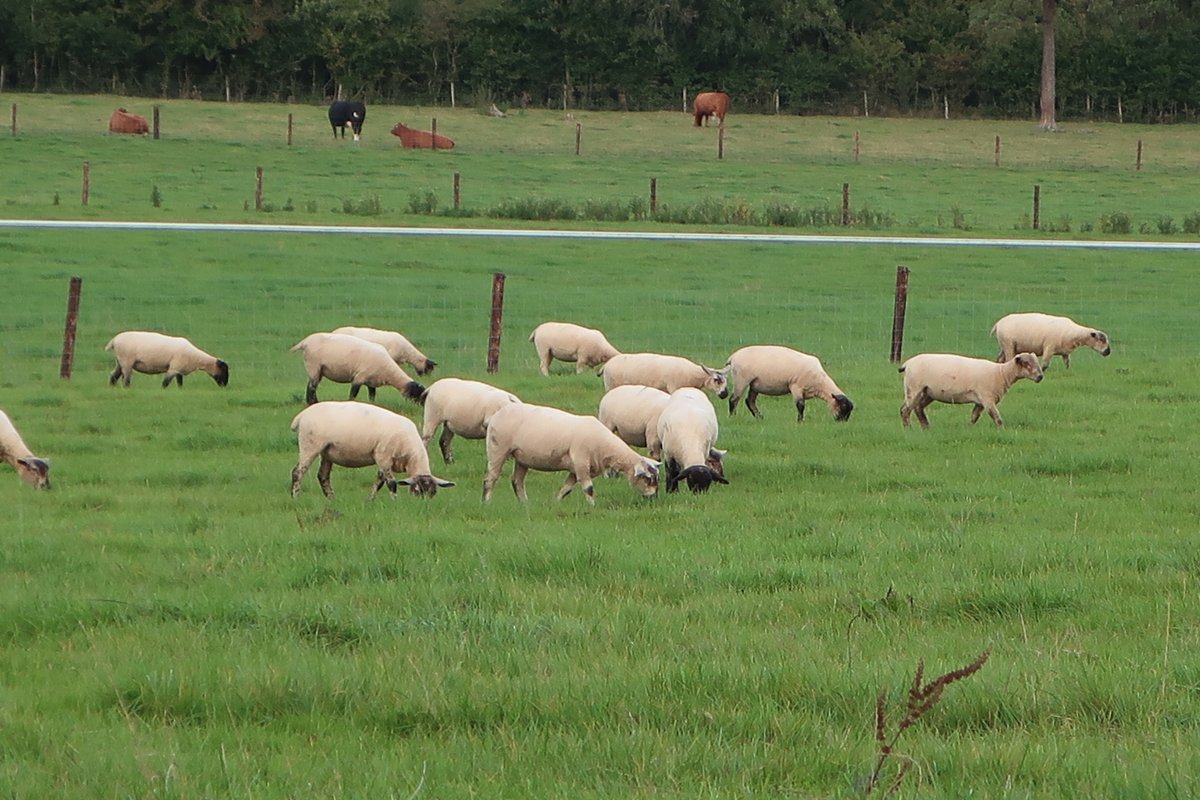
[1039,0,1057,130]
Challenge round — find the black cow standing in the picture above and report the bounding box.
[328,101,366,141]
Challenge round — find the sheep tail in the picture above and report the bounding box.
[288,338,308,352]
[289,411,305,431]
[104,337,116,351]
[897,365,906,373]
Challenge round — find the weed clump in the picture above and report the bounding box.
[864,648,991,795]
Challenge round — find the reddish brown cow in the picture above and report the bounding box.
[692,92,730,127]
[390,122,456,149]
[109,108,149,135]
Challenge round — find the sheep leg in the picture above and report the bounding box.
[305,377,320,405]
[981,404,1004,427]
[665,459,682,493]
[794,398,806,422]
[370,468,398,500]
[1061,352,1071,369]
[349,383,362,400]
[727,383,745,415]
[537,345,553,376]
[436,427,455,464]
[316,457,335,499]
[367,385,377,402]
[556,473,578,500]
[912,392,933,429]
[745,388,763,419]
[511,463,530,502]
[290,455,317,497]
[482,452,509,502]
[579,475,596,506]
[109,363,124,386]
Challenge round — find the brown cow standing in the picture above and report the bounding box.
[692,92,730,127]
[109,108,149,135]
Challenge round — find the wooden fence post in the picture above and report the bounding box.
[854,130,860,163]
[1032,184,1041,230]
[650,177,657,214]
[718,125,725,160]
[432,118,438,151]
[255,166,263,211]
[82,161,90,206]
[287,113,293,146]
[453,172,461,210]
[994,135,1001,167]
[841,183,850,226]
[890,266,910,363]
[10,103,15,136]
[152,105,160,140]
[575,122,581,156]
[486,273,506,374]
[59,277,83,380]
[1136,139,1143,171]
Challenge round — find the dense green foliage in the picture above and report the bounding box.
[2,98,1200,797]
[2,0,1199,120]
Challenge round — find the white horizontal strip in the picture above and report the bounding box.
[2,218,1200,251]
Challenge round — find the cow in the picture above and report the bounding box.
[109,108,149,135]
[329,100,366,141]
[692,92,730,127]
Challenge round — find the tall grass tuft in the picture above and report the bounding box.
[865,649,991,796]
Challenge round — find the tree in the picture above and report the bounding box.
[1038,0,1057,129]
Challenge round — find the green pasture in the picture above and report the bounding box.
[3,92,1200,236]
[2,216,1199,798]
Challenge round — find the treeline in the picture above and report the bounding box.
[2,0,1198,121]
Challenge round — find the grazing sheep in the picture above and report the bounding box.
[899,352,1044,429]
[656,388,728,493]
[0,409,50,489]
[601,353,729,399]
[290,401,454,499]
[105,331,229,388]
[992,312,1111,369]
[529,321,621,375]
[597,385,671,458]
[483,403,659,505]
[725,345,853,422]
[290,332,425,406]
[420,377,522,464]
[331,325,437,376]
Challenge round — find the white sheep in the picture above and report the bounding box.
[332,325,437,375]
[899,352,1044,429]
[420,377,522,464]
[529,321,621,375]
[0,409,50,489]
[725,345,853,422]
[290,332,425,406]
[483,403,659,505]
[105,331,229,388]
[656,388,728,493]
[597,384,671,458]
[992,312,1111,369]
[601,352,729,399]
[290,401,454,499]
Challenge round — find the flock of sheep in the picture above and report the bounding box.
[0,312,1110,502]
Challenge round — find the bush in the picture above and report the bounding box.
[1099,211,1132,234]
[487,197,577,220]
[408,190,438,214]
[1183,211,1200,234]
[340,195,384,216]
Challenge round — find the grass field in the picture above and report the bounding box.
[2,93,1200,798]
[4,92,1200,236]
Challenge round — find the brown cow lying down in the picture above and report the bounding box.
[692,92,730,127]
[390,122,455,149]
[109,108,149,135]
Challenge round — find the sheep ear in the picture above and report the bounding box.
[18,457,49,474]
[433,478,455,488]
